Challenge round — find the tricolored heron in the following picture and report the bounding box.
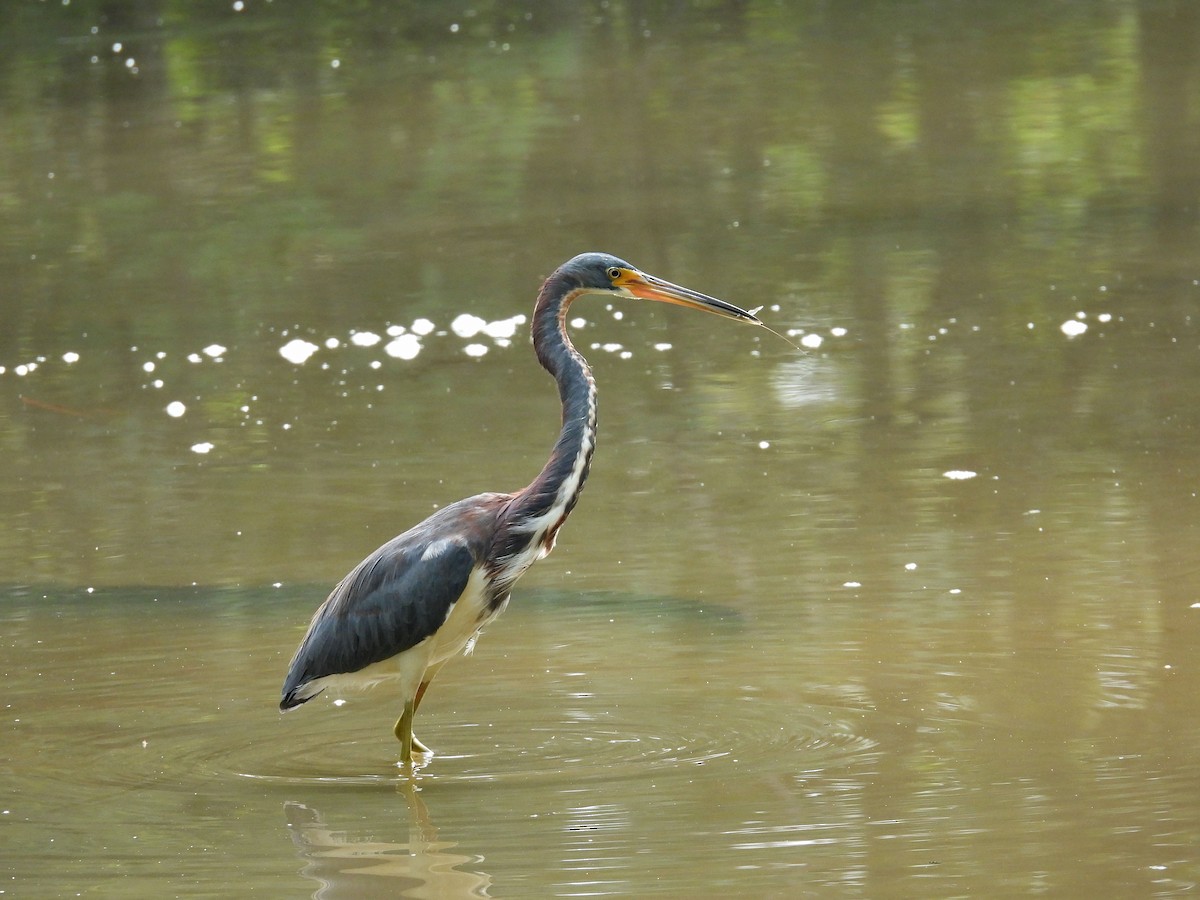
[280,252,767,764]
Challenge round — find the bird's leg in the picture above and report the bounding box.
[409,680,432,755]
[394,699,416,764]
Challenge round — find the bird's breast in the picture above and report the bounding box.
[431,565,506,664]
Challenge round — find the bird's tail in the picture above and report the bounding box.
[280,677,323,712]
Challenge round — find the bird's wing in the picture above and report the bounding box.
[281,537,477,705]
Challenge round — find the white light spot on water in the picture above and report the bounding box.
[463,343,488,358]
[1060,319,1087,337]
[612,310,624,321]
[191,442,214,454]
[653,342,672,351]
[1098,313,1112,323]
[203,343,226,358]
[904,562,918,571]
[233,0,244,10]
[800,333,823,349]
[570,317,587,329]
[324,337,340,349]
[62,351,80,364]
[350,331,381,347]
[279,339,319,364]
[758,440,770,449]
[451,313,487,338]
[943,470,978,480]
[330,58,341,69]
[187,353,203,363]
[843,581,862,588]
[411,318,435,336]
[333,698,347,707]
[484,315,524,339]
[112,42,122,53]
[165,401,186,418]
[386,324,406,337]
[142,361,155,373]
[384,334,422,360]
[830,327,848,337]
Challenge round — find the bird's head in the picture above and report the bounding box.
[557,252,763,324]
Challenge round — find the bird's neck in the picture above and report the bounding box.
[493,280,597,570]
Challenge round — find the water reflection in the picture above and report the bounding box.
[286,793,492,899]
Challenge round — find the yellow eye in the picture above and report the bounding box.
[606,266,622,281]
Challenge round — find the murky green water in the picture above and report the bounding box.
[4,2,1200,896]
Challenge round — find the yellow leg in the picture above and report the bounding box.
[409,680,432,755]
[393,698,416,764]
[394,659,452,761]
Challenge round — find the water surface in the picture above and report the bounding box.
[3,2,1200,896]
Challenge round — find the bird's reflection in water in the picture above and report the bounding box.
[284,784,492,899]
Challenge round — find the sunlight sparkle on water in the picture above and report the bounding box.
[411,318,435,336]
[484,315,524,339]
[279,339,319,364]
[451,313,487,338]
[800,333,823,349]
[384,334,422,360]
[350,331,381,347]
[1061,319,1088,337]
[203,344,226,358]
[62,351,80,364]
[943,470,977,480]
[190,442,214,454]
[464,343,488,358]
[165,401,186,418]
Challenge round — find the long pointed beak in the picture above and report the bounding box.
[621,271,762,324]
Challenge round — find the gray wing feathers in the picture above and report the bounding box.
[280,538,476,708]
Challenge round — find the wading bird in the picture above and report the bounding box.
[280,252,767,763]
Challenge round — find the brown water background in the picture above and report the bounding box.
[3,2,1200,896]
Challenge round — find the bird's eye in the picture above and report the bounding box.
[606,267,622,281]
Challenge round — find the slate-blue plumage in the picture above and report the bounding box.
[279,253,763,764]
